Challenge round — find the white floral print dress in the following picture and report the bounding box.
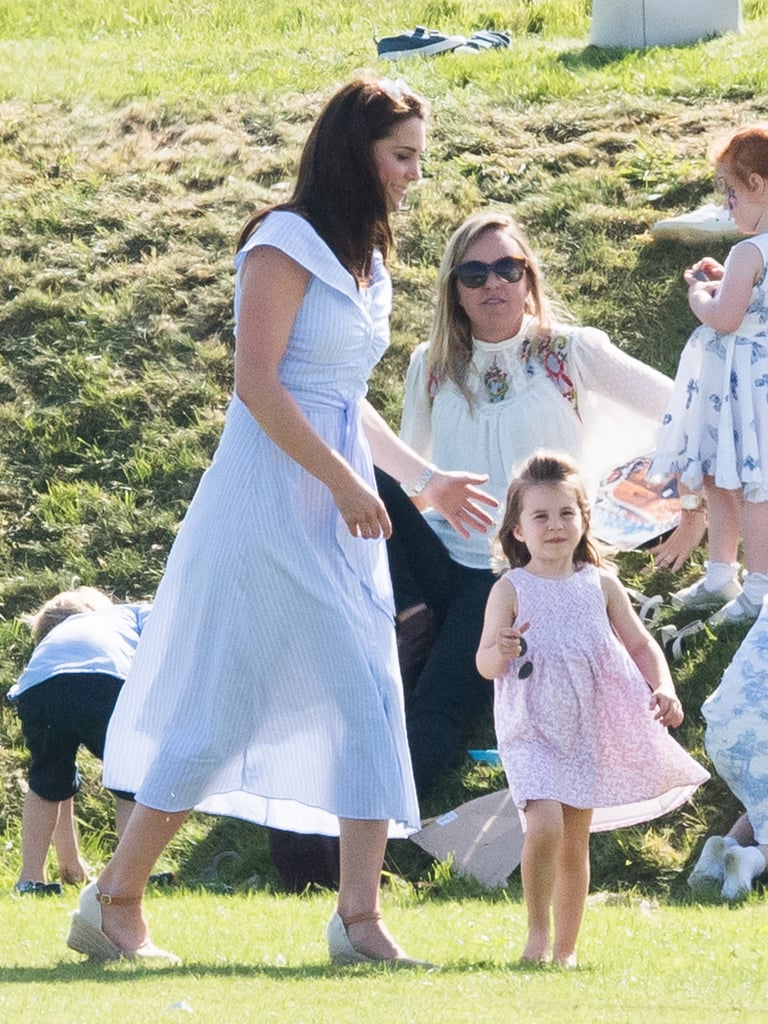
[651,233,768,499]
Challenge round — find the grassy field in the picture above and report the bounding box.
[1,888,767,1023]
[1,4,768,1016]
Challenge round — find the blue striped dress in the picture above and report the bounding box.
[102,211,420,837]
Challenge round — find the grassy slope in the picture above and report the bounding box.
[1,1,767,891]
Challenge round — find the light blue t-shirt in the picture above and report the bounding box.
[8,604,152,700]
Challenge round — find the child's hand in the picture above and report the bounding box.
[684,257,724,287]
[496,621,530,661]
[650,690,683,728]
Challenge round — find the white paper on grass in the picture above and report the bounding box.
[410,789,524,889]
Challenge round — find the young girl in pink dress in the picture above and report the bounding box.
[476,451,708,966]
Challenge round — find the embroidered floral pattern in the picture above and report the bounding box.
[521,330,577,412]
[483,358,510,402]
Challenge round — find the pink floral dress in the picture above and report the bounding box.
[494,564,709,831]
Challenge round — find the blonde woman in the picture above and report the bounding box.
[381,211,701,799]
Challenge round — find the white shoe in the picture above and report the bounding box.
[687,835,733,891]
[651,203,743,243]
[707,592,762,629]
[670,577,741,613]
[326,912,433,968]
[67,882,181,964]
[721,846,766,901]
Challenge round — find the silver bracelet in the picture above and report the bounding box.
[404,464,435,497]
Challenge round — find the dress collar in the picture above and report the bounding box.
[471,315,533,353]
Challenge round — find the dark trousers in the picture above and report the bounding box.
[375,469,495,802]
[267,829,339,892]
[15,673,124,802]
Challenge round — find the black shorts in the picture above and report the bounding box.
[15,673,124,802]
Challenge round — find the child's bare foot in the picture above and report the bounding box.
[554,951,578,968]
[520,931,550,964]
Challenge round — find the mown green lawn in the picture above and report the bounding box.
[2,4,768,1020]
[1,889,767,1023]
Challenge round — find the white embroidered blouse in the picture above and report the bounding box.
[399,316,672,568]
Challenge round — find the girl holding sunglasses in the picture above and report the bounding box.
[476,451,707,967]
[379,210,702,802]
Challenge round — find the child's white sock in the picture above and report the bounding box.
[702,561,741,592]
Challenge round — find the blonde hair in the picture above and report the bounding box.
[426,211,559,405]
[496,450,603,570]
[710,123,768,188]
[25,586,114,644]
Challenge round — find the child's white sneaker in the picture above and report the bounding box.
[721,846,766,901]
[687,835,733,891]
[670,577,741,613]
[707,592,762,629]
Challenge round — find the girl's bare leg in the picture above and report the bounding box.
[703,479,742,564]
[727,812,755,846]
[741,500,768,574]
[552,806,592,965]
[520,800,563,962]
[336,817,404,959]
[95,803,188,952]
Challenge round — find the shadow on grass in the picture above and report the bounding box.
[0,956,603,983]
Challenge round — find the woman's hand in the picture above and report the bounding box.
[331,470,393,540]
[422,469,499,538]
[645,512,707,573]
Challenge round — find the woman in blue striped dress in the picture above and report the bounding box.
[66,76,495,967]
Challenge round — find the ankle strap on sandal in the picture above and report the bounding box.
[341,911,382,926]
[95,889,142,907]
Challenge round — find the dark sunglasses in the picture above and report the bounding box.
[517,636,533,679]
[452,256,527,289]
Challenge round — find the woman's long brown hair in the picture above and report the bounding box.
[236,76,427,283]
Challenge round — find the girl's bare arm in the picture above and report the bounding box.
[476,576,523,680]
